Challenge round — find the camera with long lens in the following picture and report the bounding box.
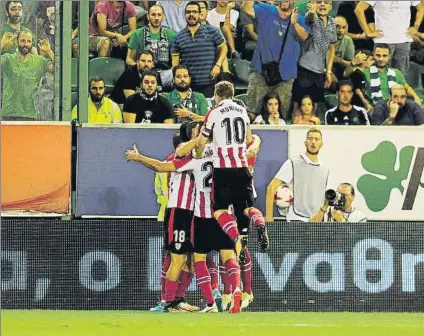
[325,189,346,210]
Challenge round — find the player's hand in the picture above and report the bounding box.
[210,64,221,79]
[1,32,16,49]
[126,144,140,161]
[174,107,190,118]
[331,210,346,223]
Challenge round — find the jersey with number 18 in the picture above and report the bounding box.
[202,99,250,169]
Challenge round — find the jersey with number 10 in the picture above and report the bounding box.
[203,99,250,169]
[172,146,215,219]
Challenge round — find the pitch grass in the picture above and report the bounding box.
[2,311,424,336]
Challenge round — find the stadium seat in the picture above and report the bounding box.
[230,59,250,84]
[71,92,78,109]
[235,93,247,105]
[406,61,423,90]
[88,57,126,92]
[71,58,78,92]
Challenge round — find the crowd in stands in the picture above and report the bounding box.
[2,0,424,126]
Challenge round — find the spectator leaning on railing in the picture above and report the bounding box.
[1,32,54,121]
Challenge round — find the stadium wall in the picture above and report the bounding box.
[2,219,424,312]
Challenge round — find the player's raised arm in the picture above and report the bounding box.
[126,144,176,172]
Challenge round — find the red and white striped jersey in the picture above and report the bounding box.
[172,146,215,219]
[166,153,195,211]
[203,99,250,169]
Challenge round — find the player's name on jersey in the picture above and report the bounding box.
[217,104,245,114]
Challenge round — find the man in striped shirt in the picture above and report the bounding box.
[126,130,196,312]
[196,81,269,257]
[171,1,228,98]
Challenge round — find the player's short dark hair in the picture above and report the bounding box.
[6,1,22,12]
[179,121,191,142]
[89,76,105,87]
[306,127,322,140]
[172,65,190,79]
[185,1,201,12]
[138,49,154,60]
[173,131,182,149]
[374,43,390,53]
[337,80,354,92]
[140,69,159,82]
[186,120,203,139]
[215,81,234,99]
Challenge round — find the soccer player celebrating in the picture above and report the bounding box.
[195,81,269,257]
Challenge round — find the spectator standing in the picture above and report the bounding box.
[266,128,329,223]
[158,0,189,33]
[242,0,310,119]
[291,0,337,118]
[325,80,370,126]
[337,1,374,52]
[1,33,54,120]
[37,4,56,52]
[172,1,228,97]
[163,65,209,123]
[332,16,355,80]
[355,1,424,74]
[126,4,176,69]
[111,50,155,105]
[88,1,137,58]
[369,84,424,126]
[72,77,123,124]
[1,1,37,55]
[123,70,175,123]
[238,2,258,60]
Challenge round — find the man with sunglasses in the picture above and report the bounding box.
[172,1,228,98]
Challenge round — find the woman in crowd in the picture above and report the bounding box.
[292,95,321,125]
[253,92,286,125]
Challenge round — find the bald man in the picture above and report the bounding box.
[333,16,355,80]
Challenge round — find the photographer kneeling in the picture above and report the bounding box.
[310,183,367,223]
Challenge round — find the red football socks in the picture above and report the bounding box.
[248,208,265,227]
[160,252,171,300]
[216,212,239,241]
[224,259,241,289]
[195,261,214,305]
[164,279,179,303]
[241,248,252,294]
[175,270,194,298]
[206,255,219,290]
[219,258,232,294]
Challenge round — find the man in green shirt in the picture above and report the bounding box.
[1,1,37,55]
[164,65,208,123]
[364,43,422,106]
[1,32,54,120]
[126,4,176,70]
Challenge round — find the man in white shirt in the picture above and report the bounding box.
[309,183,367,223]
[265,128,329,222]
[157,0,189,33]
[354,1,424,74]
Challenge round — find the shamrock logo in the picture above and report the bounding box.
[358,141,414,212]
